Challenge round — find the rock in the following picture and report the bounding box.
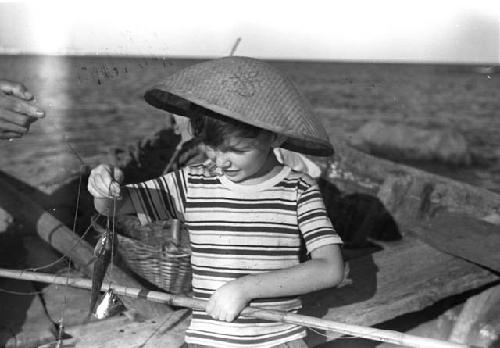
[349,121,472,165]
[0,207,13,233]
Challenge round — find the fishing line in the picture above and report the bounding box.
[110,195,117,276]
[55,151,88,348]
[0,211,101,295]
[55,253,72,347]
[63,134,86,168]
[0,159,90,344]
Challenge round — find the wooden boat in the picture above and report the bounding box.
[0,139,499,347]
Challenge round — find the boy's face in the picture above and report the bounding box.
[203,132,276,184]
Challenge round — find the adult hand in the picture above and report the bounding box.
[0,79,45,139]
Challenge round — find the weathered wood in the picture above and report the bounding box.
[302,235,499,346]
[326,140,500,272]
[414,212,500,273]
[377,173,500,273]
[67,309,189,348]
[0,178,171,318]
[6,310,190,348]
[329,139,500,216]
[448,284,500,346]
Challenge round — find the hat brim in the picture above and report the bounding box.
[145,88,334,157]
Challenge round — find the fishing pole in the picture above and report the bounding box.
[0,269,471,348]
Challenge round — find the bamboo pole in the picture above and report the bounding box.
[0,268,470,348]
[0,177,171,318]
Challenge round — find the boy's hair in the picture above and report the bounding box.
[190,107,262,149]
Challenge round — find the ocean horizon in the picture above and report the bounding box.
[0,54,499,193]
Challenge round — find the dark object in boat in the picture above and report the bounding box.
[318,178,401,247]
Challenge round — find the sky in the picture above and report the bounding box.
[0,0,499,64]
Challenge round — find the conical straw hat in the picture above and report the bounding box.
[144,56,333,156]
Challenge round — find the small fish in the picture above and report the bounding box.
[89,220,115,316]
[94,289,124,319]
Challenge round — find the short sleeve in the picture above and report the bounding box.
[125,167,188,225]
[297,175,342,252]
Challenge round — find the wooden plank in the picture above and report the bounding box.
[323,141,500,272]
[68,309,189,348]
[0,277,54,347]
[330,139,500,216]
[414,212,500,273]
[377,284,500,348]
[302,234,500,346]
[448,284,500,346]
[377,173,500,273]
[0,177,172,319]
[7,310,189,348]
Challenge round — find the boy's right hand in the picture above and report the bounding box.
[88,164,124,198]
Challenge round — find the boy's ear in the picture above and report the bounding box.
[271,133,287,148]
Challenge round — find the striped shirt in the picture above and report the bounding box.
[126,165,342,348]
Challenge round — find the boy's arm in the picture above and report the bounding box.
[206,243,344,322]
[93,190,135,216]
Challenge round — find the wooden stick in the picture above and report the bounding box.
[0,268,470,348]
[229,37,242,56]
[162,141,185,175]
[0,177,172,318]
[171,219,180,245]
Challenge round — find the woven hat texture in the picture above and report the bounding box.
[144,56,333,156]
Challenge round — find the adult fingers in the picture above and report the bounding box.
[0,130,24,139]
[0,80,33,100]
[0,109,33,127]
[0,118,29,133]
[0,94,45,118]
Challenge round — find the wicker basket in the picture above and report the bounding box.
[116,216,192,294]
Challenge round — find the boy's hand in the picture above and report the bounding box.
[88,164,124,198]
[206,279,250,322]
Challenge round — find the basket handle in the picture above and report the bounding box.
[171,219,181,246]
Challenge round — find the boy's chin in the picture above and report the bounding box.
[224,171,253,183]
[225,174,245,183]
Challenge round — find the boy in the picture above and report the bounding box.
[88,56,344,348]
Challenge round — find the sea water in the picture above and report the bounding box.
[0,55,498,193]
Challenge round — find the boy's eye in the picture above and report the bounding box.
[209,145,249,153]
[229,147,248,153]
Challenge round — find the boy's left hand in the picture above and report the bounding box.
[206,279,250,322]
